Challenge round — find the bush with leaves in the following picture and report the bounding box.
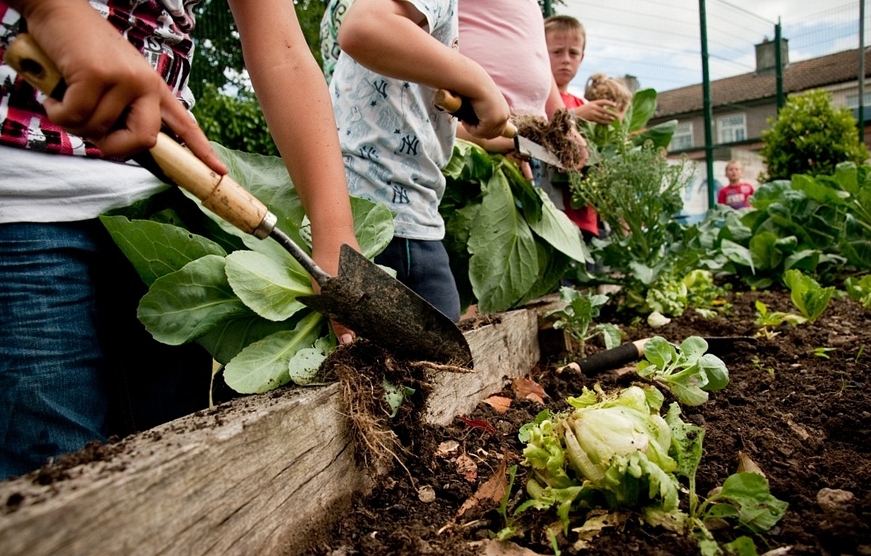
[759,89,869,182]
[192,84,279,156]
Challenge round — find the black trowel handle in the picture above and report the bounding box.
[4,32,333,286]
[575,339,649,375]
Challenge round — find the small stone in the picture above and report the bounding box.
[418,485,437,503]
[816,488,854,512]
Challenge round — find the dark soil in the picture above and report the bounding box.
[306,289,871,556]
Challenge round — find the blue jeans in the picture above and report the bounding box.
[0,221,210,479]
[375,237,461,322]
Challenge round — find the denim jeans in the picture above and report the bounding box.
[374,237,461,322]
[0,221,210,479]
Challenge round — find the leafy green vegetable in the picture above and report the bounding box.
[442,141,590,313]
[636,336,730,406]
[783,269,835,322]
[518,385,681,528]
[101,144,394,394]
[545,287,621,351]
[845,274,871,310]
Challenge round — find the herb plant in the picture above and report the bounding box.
[545,287,622,351]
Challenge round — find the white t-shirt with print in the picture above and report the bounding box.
[330,0,458,241]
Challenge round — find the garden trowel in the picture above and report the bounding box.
[5,32,473,366]
[433,89,566,170]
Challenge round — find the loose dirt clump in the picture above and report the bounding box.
[304,289,871,556]
[514,110,587,170]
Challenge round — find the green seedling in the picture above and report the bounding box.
[812,347,836,359]
[754,300,806,328]
[546,287,622,352]
[784,269,835,322]
[636,336,730,406]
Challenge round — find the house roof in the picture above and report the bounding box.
[654,48,871,118]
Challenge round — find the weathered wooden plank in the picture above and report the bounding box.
[424,309,539,426]
[0,385,362,556]
[0,306,542,556]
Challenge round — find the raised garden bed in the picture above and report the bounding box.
[0,305,545,556]
[2,290,869,556]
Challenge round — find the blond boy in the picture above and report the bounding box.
[544,15,620,125]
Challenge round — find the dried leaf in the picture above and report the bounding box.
[484,395,512,413]
[511,376,547,404]
[736,451,765,477]
[435,440,460,458]
[455,456,508,518]
[456,452,478,482]
[459,417,496,434]
[470,539,550,555]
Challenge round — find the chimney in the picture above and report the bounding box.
[755,38,789,73]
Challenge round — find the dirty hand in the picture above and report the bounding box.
[461,84,510,141]
[566,125,589,171]
[14,0,227,175]
[573,99,620,126]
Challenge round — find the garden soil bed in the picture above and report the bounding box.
[305,288,871,556]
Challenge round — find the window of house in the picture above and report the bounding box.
[846,92,871,108]
[716,113,746,144]
[669,122,693,151]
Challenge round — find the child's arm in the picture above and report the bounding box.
[7,0,226,173]
[339,0,509,140]
[229,0,360,328]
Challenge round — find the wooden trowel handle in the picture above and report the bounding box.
[433,89,517,138]
[4,33,272,239]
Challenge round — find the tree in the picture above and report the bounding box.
[189,0,327,153]
[760,89,869,182]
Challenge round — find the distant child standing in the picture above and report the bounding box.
[718,160,755,209]
[331,0,510,322]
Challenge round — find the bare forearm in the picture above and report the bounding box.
[229,0,357,274]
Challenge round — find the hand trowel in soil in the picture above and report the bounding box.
[433,89,566,171]
[5,32,473,367]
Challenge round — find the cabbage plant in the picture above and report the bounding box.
[100,143,394,395]
[518,385,681,526]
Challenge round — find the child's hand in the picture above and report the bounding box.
[17,0,227,175]
[573,99,620,125]
[461,86,510,140]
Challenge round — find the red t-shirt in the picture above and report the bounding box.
[717,182,755,209]
[557,92,598,236]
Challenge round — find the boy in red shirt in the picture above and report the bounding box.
[717,160,755,209]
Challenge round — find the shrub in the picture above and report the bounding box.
[191,84,278,156]
[760,89,868,182]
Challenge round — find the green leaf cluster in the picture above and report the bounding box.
[760,89,869,182]
[636,336,730,406]
[441,141,590,314]
[545,287,622,350]
[703,163,871,288]
[783,269,835,321]
[845,274,871,310]
[101,144,393,394]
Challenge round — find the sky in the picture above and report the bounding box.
[558,0,867,95]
